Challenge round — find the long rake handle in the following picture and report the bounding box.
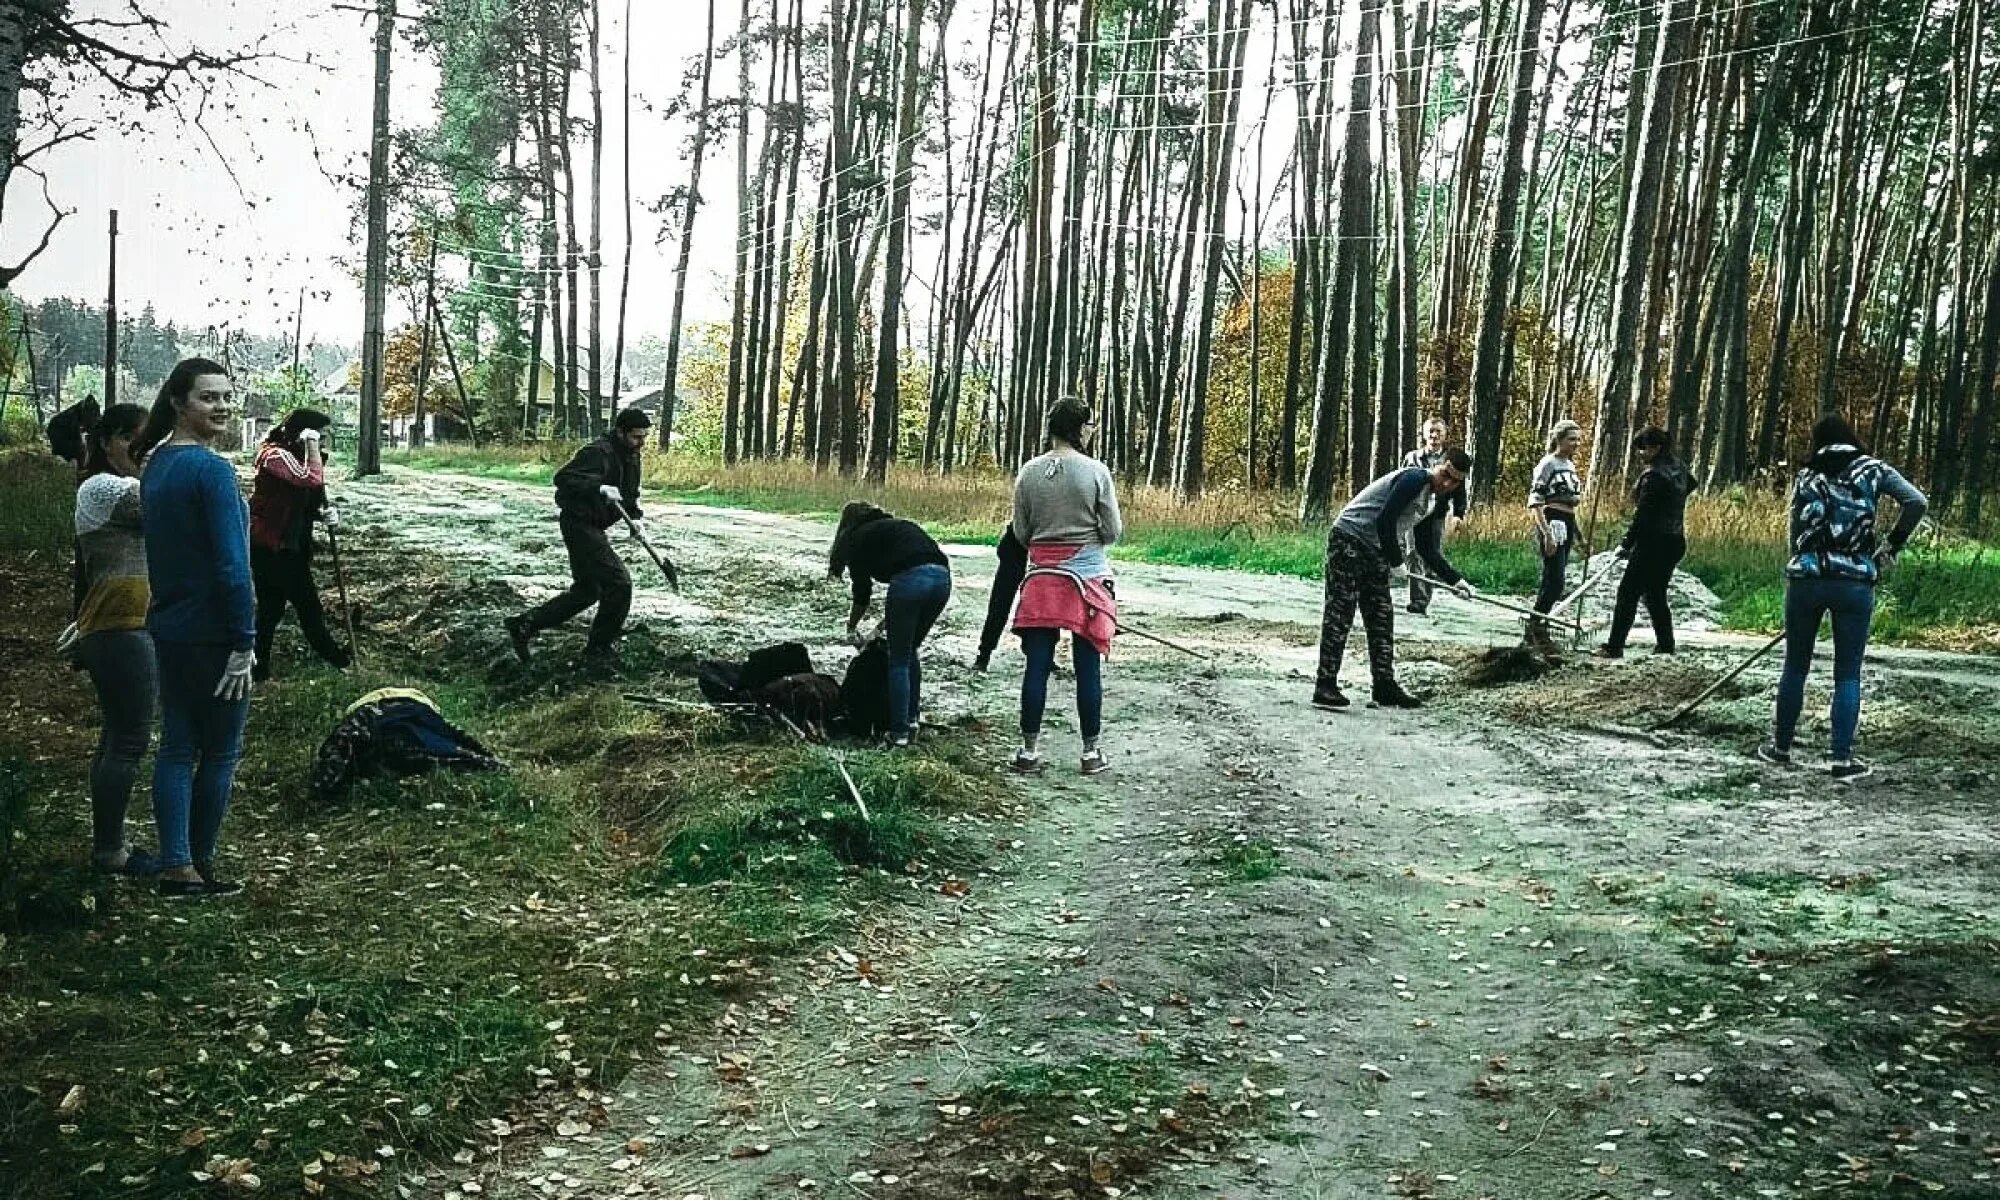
[327,526,359,665]
[1653,630,1787,731]
[1409,572,1546,621]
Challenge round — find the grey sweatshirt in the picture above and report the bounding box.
[1011,451,1123,547]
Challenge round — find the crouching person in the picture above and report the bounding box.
[1315,450,1474,711]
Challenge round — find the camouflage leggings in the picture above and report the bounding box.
[1317,531,1398,690]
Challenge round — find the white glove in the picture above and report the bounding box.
[599,484,625,507]
[846,624,867,649]
[1873,545,1900,573]
[55,622,81,658]
[1453,580,1475,600]
[215,649,256,701]
[1547,521,1569,549]
[627,518,647,542]
[299,428,322,447]
[321,505,341,529]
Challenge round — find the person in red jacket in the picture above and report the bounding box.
[248,409,351,681]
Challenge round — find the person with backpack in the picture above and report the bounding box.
[1009,398,1123,776]
[827,502,954,748]
[68,403,160,875]
[504,408,652,666]
[133,358,253,898]
[1526,419,1588,657]
[1595,427,1692,659]
[1401,416,1468,616]
[248,409,351,681]
[1756,415,1927,782]
[973,524,1027,671]
[1314,450,1476,712]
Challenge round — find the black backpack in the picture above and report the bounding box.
[839,638,895,738]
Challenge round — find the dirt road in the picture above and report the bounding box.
[341,469,1999,1200]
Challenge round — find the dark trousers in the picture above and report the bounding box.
[978,527,1029,661]
[1533,511,1580,616]
[79,630,156,862]
[522,516,631,650]
[1774,577,1875,760]
[1020,628,1103,743]
[884,563,953,734]
[1317,531,1397,690]
[1407,518,1444,610]
[253,545,347,678]
[1606,534,1685,651]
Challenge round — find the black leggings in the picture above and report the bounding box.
[1607,535,1685,652]
[253,545,348,677]
[1533,511,1579,616]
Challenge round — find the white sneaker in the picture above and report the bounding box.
[1009,748,1044,775]
[1080,748,1111,776]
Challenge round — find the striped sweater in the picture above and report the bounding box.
[74,473,150,635]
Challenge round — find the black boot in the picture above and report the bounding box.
[1371,680,1422,709]
[1311,683,1350,710]
[504,615,534,663]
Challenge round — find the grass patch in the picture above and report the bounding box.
[0,525,1008,1196]
[0,449,72,563]
[388,448,2000,649]
[1200,834,1284,882]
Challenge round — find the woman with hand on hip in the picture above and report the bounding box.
[1009,398,1122,777]
[1526,419,1586,658]
[134,358,254,899]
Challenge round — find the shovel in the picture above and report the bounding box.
[326,522,359,664]
[610,496,680,592]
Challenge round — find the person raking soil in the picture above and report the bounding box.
[1526,419,1587,658]
[1314,450,1476,711]
[504,408,653,667]
[1595,426,1691,659]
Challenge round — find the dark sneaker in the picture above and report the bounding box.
[1652,645,1677,656]
[1592,644,1624,660]
[579,645,620,671]
[1754,742,1792,767]
[504,615,534,663]
[1405,604,1428,616]
[1009,748,1044,775]
[1311,685,1350,711]
[972,652,992,672]
[1079,748,1111,776]
[1829,758,1873,782]
[159,877,244,899]
[1371,682,1423,709]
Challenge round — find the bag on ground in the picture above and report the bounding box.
[310,687,503,804]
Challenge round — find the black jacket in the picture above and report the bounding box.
[838,516,949,611]
[1620,457,1691,553]
[553,433,644,529]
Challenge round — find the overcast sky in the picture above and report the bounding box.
[1,0,734,356]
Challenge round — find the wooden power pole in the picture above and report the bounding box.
[104,210,118,405]
[357,0,397,476]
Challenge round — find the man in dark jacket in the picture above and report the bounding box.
[505,408,651,663]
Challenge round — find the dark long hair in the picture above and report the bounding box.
[828,500,891,579]
[81,403,149,480]
[1803,414,1864,465]
[265,408,332,451]
[1045,398,1094,451]
[133,357,230,459]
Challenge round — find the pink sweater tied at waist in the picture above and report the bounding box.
[1012,543,1117,657]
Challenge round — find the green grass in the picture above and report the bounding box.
[0,450,73,562]
[388,447,2000,649]
[0,525,1003,1196]
[1203,835,1285,882]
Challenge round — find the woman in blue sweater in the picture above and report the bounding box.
[133,358,253,898]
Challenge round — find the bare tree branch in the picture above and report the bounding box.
[0,163,73,288]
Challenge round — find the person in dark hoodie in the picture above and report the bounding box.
[1755,415,1927,783]
[1595,427,1691,659]
[1314,449,1476,712]
[504,408,651,665]
[828,502,954,748]
[248,409,351,680]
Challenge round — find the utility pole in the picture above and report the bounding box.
[413,233,438,448]
[104,210,118,405]
[357,0,397,476]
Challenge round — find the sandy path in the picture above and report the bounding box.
[336,469,2000,1200]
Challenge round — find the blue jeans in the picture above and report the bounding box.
[884,564,953,735]
[1772,577,1875,760]
[152,641,251,871]
[1020,629,1103,744]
